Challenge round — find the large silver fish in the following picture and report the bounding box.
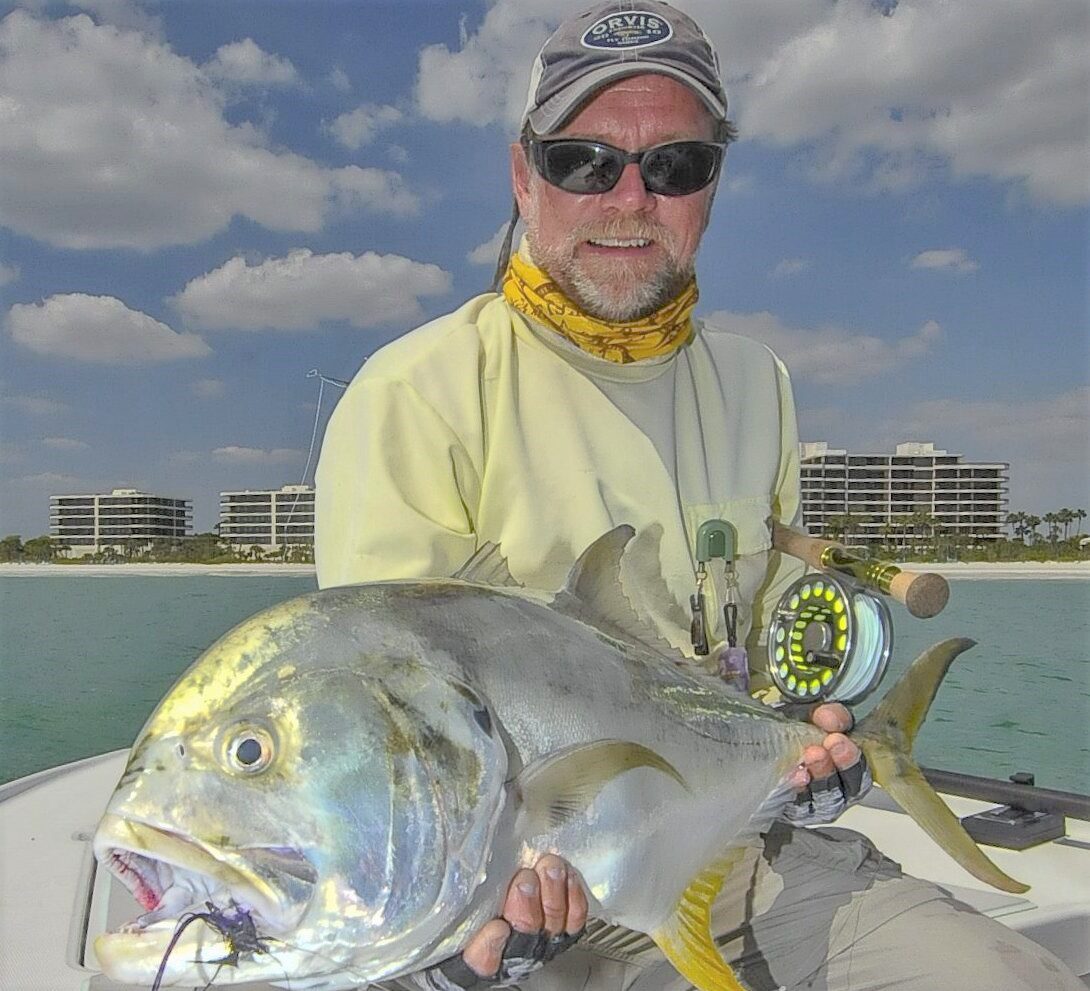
[93,526,1025,991]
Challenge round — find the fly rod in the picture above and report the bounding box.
[771,522,950,619]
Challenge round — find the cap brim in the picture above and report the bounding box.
[526,63,727,135]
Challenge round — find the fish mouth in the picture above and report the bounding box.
[93,814,317,982]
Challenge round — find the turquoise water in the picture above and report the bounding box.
[1,575,1087,793]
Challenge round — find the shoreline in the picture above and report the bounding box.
[895,561,1090,579]
[1,562,1087,579]
[0,563,317,576]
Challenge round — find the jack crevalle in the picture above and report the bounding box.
[93,525,1026,991]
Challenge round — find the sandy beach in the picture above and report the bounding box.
[898,561,1090,579]
[1,561,1087,579]
[0,563,316,577]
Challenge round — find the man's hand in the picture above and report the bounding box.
[782,702,872,825]
[419,854,587,990]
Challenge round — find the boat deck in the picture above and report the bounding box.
[2,750,1088,990]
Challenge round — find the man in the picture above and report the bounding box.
[315,3,1081,989]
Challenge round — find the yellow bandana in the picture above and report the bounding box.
[502,253,697,364]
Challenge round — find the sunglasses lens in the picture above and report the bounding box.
[642,143,721,196]
[542,142,623,193]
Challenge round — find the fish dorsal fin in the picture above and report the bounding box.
[452,542,520,587]
[553,525,677,654]
[516,739,687,834]
[651,849,750,991]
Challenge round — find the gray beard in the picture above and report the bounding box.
[527,238,692,322]
[561,260,691,321]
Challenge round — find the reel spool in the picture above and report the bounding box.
[767,573,892,704]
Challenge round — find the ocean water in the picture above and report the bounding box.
[1,574,1087,793]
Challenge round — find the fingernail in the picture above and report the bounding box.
[489,933,508,952]
[832,742,853,760]
[546,865,566,881]
[517,878,538,895]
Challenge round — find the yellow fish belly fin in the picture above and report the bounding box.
[650,849,749,991]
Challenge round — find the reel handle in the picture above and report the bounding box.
[771,522,949,619]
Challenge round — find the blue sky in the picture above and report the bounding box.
[1,0,1087,537]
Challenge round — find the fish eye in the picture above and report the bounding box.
[223,724,276,775]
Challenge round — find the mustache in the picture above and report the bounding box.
[573,217,673,246]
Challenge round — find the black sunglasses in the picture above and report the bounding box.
[527,138,725,197]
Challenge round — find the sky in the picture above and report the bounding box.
[0,0,1087,537]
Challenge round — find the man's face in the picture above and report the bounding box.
[511,74,718,322]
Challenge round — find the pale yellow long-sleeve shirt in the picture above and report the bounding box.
[315,291,804,679]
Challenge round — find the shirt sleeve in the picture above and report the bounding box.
[314,374,481,589]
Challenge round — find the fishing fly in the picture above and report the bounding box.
[150,901,279,991]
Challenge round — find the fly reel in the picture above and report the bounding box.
[767,573,892,704]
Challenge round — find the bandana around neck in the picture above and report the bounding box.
[502,252,697,364]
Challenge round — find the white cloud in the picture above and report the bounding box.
[11,471,82,488]
[800,387,1090,512]
[212,446,302,465]
[415,0,1089,206]
[0,394,69,415]
[771,257,812,278]
[702,309,942,384]
[387,144,409,164]
[0,263,20,287]
[7,294,211,363]
[897,388,1089,469]
[204,38,298,86]
[414,0,559,127]
[69,0,163,37]
[172,248,452,332]
[468,222,522,266]
[910,248,980,273]
[191,377,227,399]
[0,12,417,249]
[327,103,402,150]
[42,437,89,451]
[328,66,351,92]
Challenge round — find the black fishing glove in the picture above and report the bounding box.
[415,928,584,990]
[781,754,873,825]
[778,702,873,826]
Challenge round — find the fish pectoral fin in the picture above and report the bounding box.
[516,740,687,832]
[650,850,749,991]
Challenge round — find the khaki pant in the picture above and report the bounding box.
[519,824,1084,991]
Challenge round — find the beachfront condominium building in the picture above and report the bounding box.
[799,441,1008,550]
[49,488,192,556]
[219,485,315,552]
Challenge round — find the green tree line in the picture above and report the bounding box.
[820,506,1087,562]
[0,532,314,565]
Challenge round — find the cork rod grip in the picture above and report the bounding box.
[770,522,949,619]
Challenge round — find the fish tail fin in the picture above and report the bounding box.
[650,850,749,991]
[854,637,1029,894]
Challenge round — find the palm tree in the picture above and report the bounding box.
[1075,508,1087,538]
[1005,511,1026,543]
[907,509,936,557]
[1023,514,1042,545]
[1042,512,1060,549]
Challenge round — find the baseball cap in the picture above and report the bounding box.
[522,1,728,135]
